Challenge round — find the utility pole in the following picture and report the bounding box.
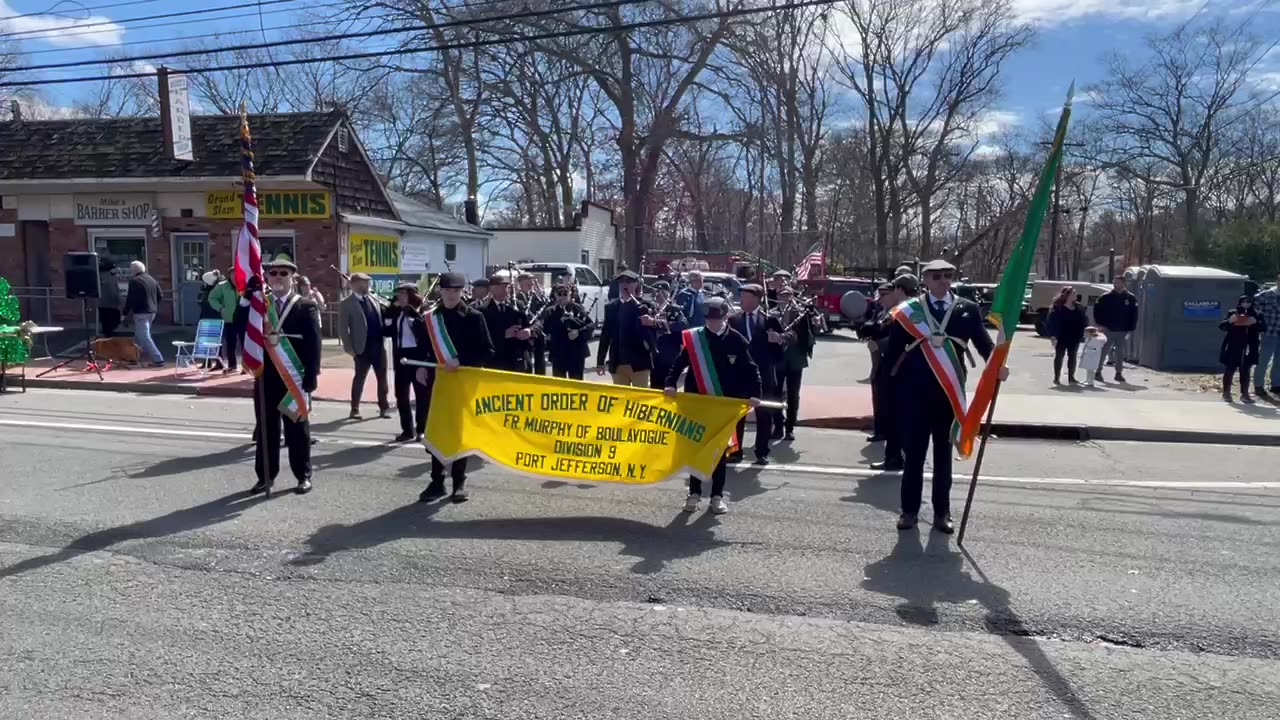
[1039,140,1084,280]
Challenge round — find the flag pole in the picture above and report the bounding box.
[239,103,271,500]
[957,380,1002,546]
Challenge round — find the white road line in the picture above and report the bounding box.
[1,417,1278,490]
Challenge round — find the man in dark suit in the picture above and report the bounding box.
[418,272,495,503]
[337,272,391,419]
[249,256,322,496]
[478,274,533,372]
[664,297,762,515]
[728,284,792,464]
[883,259,1003,534]
[515,272,549,375]
[594,270,657,387]
[542,281,594,380]
[858,276,916,471]
[649,280,688,390]
[774,284,816,442]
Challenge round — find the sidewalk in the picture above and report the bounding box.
[6,329,1279,445]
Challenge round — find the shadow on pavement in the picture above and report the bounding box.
[861,532,1098,719]
[729,465,787,503]
[839,472,901,515]
[126,443,255,479]
[311,443,402,471]
[290,503,746,575]
[0,492,264,581]
[1076,496,1269,526]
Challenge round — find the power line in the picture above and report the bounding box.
[0,0,312,39]
[3,0,349,44]
[0,0,162,21]
[10,0,652,72]
[4,0,842,88]
[16,18,341,56]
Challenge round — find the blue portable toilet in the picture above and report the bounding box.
[1132,265,1247,371]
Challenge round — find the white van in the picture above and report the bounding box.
[516,262,609,324]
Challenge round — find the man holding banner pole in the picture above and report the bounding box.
[415,272,494,504]
[665,297,762,515]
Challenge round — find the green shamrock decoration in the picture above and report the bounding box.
[0,276,30,365]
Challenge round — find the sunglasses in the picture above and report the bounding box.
[929,272,954,280]
[267,270,292,277]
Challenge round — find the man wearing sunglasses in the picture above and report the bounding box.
[542,280,595,380]
[249,256,322,496]
[883,259,1005,534]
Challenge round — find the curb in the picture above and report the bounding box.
[10,377,1275,447]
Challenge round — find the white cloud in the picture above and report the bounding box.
[1010,0,1205,25]
[971,110,1023,137]
[0,1,125,47]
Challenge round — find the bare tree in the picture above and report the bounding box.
[1091,17,1279,261]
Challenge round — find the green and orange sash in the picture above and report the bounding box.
[682,327,740,455]
[425,308,459,365]
[890,297,967,445]
[265,294,309,422]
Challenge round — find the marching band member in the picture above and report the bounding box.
[649,280,688,390]
[388,282,429,443]
[479,274,534,372]
[858,277,915,471]
[516,272,549,375]
[469,277,490,307]
[594,270,657,387]
[766,269,791,307]
[883,259,1002,534]
[664,297,762,515]
[249,256,321,496]
[417,272,494,503]
[543,281,594,380]
[774,285,816,442]
[728,283,792,464]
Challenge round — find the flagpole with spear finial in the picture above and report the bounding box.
[237,102,272,500]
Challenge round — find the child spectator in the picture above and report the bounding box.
[1080,326,1107,388]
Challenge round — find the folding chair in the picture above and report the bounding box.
[173,319,225,377]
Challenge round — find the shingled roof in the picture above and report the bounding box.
[0,111,344,180]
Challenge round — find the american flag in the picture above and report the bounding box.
[233,110,266,375]
[793,243,825,280]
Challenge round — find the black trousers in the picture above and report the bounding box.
[779,367,803,433]
[1053,341,1079,380]
[394,348,429,435]
[736,368,775,458]
[1224,362,1252,395]
[650,359,673,390]
[222,316,241,370]
[874,371,902,463]
[552,354,586,380]
[900,386,955,518]
[99,308,121,337]
[532,336,547,375]
[689,458,727,497]
[253,377,311,484]
[430,453,468,485]
[352,345,390,411]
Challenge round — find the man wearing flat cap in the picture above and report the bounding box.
[338,271,391,420]
[649,279,688,390]
[883,258,1004,534]
[729,282,792,463]
[596,270,658,387]
[767,269,791,307]
[469,277,490,306]
[478,273,534,372]
[417,271,494,503]
[249,255,321,496]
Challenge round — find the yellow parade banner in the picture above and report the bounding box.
[424,368,751,484]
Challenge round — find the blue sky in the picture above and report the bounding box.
[4,0,1279,126]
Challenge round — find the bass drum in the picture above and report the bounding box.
[839,290,868,322]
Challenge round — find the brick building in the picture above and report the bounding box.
[0,110,488,326]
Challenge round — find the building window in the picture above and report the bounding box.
[581,250,590,265]
[260,233,296,265]
[597,259,615,280]
[445,242,457,262]
[89,230,146,272]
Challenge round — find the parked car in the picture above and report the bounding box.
[1028,280,1111,336]
[516,261,608,323]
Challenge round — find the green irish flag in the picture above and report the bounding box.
[957,83,1074,457]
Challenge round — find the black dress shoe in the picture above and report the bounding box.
[394,431,415,443]
[248,480,272,495]
[933,515,955,534]
[770,431,784,441]
[871,459,904,472]
[378,408,392,419]
[753,454,770,466]
[897,513,918,530]
[296,479,313,495]
[866,434,885,443]
[783,431,796,441]
[419,480,447,502]
[726,451,744,463]
[349,408,362,419]
[450,490,469,503]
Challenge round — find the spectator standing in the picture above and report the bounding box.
[1250,276,1280,395]
[1219,295,1264,404]
[124,260,164,367]
[1047,287,1087,385]
[207,268,241,373]
[296,276,327,313]
[1080,326,1107,388]
[97,258,122,338]
[1092,275,1139,383]
[337,273,391,420]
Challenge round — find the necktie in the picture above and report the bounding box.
[746,312,754,342]
[932,300,946,322]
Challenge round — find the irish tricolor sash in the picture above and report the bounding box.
[426,308,459,364]
[682,327,739,455]
[265,295,310,422]
[890,297,967,444]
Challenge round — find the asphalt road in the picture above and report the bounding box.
[1,390,1278,719]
